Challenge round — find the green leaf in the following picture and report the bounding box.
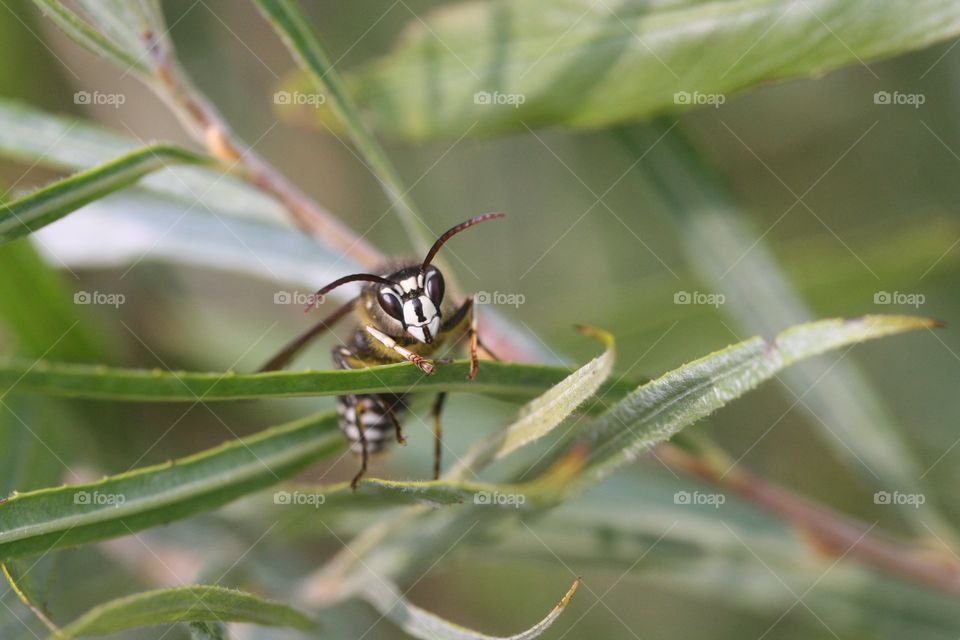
[361,576,579,640]
[30,0,148,74]
[0,359,633,405]
[254,0,435,254]
[624,122,960,545]
[0,412,341,561]
[306,0,960,139]
[189,622,228,640]
[481,473,960,638]
[0,238,108,363]
[575,315,939,484]
[0,145,211,243]
[0,98,289,228]
[298,315,935,599]
[273,477,535,509]
[450,326,615,478]
[56,585,316,638]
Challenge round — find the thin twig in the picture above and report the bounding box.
[658,443,960,597]
[143,29,384,269]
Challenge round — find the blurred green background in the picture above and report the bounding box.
[2,1,960,638]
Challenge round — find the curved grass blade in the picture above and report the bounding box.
[56,585,316,639]
[450,326,614,479]
[0,412,341,561]
[575,315,939,485]
[0,359,634,406]
[0,145,211,243]
[302,0,960,139]
[361,577,579,640]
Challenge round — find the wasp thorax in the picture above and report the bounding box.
[377,267,445,344]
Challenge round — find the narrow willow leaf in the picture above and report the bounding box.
[189,621,227,640]
[0,238,108,363]
[0,359,633,406]
[274,477,536,510]
[361,577,579,640]
[625,122,960,544]
[31,0,147,74]
[56,585,316,638]
[484,470,960,637]
[0,145,211,243]
[578,315,938,484]
[300,315,935,601]
[0,98,289,227]
[450,327,614,478]
[0,412,341,561]
[303,0,960,139]
[254,0,435,256]
[72,0,164,63]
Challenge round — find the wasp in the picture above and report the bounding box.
[259,213,504,488]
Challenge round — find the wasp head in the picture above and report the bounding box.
[376,265,445,344]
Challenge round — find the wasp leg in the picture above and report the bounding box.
[373,395,407,445]
[351,403,369,490]
[258,297,357,372]
[441,297,483,380]
[364,325,435,374]
[431,392,447,479]
[476,336,501,362]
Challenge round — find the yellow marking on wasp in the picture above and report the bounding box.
[365,325,435,374]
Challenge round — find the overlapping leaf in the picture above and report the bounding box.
[287,0,960,139]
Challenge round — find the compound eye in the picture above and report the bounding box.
[425,269,445,305]
[378,288,404,321]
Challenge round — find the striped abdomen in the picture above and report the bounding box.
[335,393,407,454]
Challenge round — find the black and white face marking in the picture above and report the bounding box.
[376,268,444,344]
